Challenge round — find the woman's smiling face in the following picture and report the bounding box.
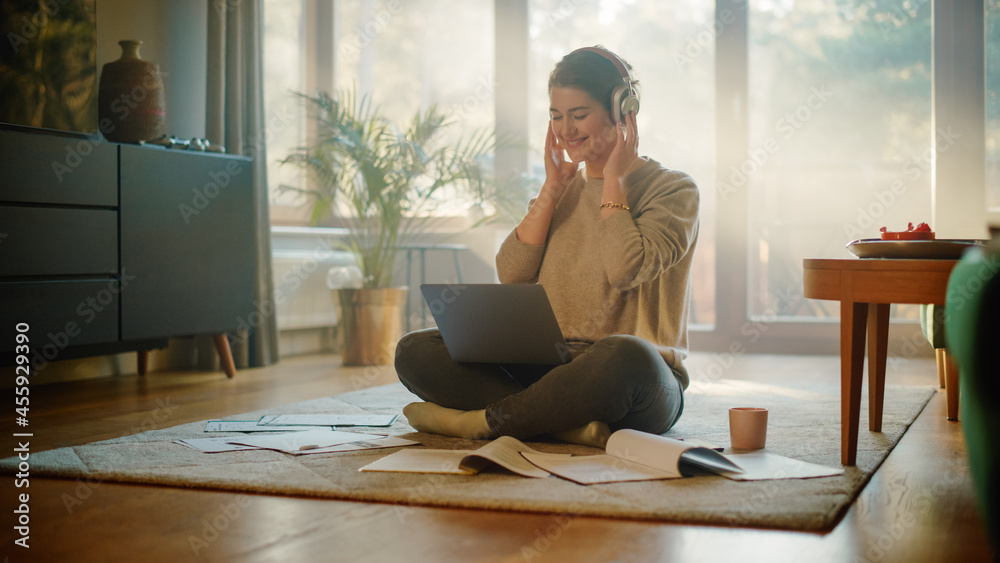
[549,86,616,166]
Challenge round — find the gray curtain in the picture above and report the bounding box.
[205,0,279,367]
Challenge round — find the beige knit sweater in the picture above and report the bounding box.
[496,158,699,389]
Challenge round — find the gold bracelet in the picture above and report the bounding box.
[601,201,630,211]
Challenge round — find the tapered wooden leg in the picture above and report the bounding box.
[944,349,960,421]
[935,348,946,388]
[137,350,149,376]
[213,334,236,379]
[868,303,890,432]
[842,299,868,466]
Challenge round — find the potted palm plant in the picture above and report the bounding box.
[279,89,500,365]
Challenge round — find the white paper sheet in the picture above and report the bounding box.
[289,436,418,455]
[359,449,478,474]
[720,451,845,481]
[259,414,399,427]
[359,437,569,478]
[228,429,385,453]
[521,452,681,485]
[204,420,317,432]
[174,437,260,453]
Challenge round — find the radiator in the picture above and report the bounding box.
[271,240,356,330]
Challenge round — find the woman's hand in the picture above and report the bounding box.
[543,121,580,202]
[603,111,639,181]
[515,123,578,246]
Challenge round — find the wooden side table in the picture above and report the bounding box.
[803,258,959,465]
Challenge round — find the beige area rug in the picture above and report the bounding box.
[0,380,934,532]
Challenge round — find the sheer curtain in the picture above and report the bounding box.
[205,0,279,367]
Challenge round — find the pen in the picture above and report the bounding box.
[299,444,320,451]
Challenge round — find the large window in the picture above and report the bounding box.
[989,0,1000,211]
[263,0,306,221]
[263,0,495,223]
[747,1,932,321]
[262,1,990,353]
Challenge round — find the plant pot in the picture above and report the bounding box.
[333,287,408,366]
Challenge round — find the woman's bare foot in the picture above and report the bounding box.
[402,402,492,439]
[551,421,612,448]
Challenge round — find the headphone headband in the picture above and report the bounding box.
[571,46,634,85]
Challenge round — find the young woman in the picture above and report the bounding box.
[394,46,700,448]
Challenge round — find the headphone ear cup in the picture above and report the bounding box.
[621,91,640,118]
[610,85,625,124]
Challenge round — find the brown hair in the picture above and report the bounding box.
[548,47,637,116]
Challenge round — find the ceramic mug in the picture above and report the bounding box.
[729,407,768,450]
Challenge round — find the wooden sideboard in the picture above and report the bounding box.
[0,126,254,374]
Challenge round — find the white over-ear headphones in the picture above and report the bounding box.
[571,46,640,124]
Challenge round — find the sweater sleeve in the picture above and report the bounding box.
[496,227,546,284]
[595,171,699,290]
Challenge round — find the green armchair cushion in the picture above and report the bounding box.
[919,303,947,349]
[945,243,1000,549]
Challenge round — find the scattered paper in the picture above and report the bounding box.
[360,437,570,478]
[228,429,386,454]
[176,431,416,456]
[175,437,260,453]
[290,436,418,455]
[259,414,399,427]
[457,436,560,478]
[720,451,845,481]
[521,452,680,485]
[204,420,318,432]
[359,449,478,474]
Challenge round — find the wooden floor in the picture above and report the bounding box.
[1,352,995,562]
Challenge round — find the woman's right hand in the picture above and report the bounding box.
[542,121,579,203]
[514,123,578,245]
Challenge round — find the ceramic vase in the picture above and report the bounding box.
[98,40,166,143]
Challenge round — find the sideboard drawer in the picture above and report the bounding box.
[0,129,117,207]
[0,207,118,276]
[0,280,120,351]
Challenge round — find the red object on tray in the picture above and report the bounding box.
[880,222,935,240]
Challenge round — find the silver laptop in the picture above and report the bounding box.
[419,284,571,364]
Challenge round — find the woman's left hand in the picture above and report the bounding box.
[603,111,639,181]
